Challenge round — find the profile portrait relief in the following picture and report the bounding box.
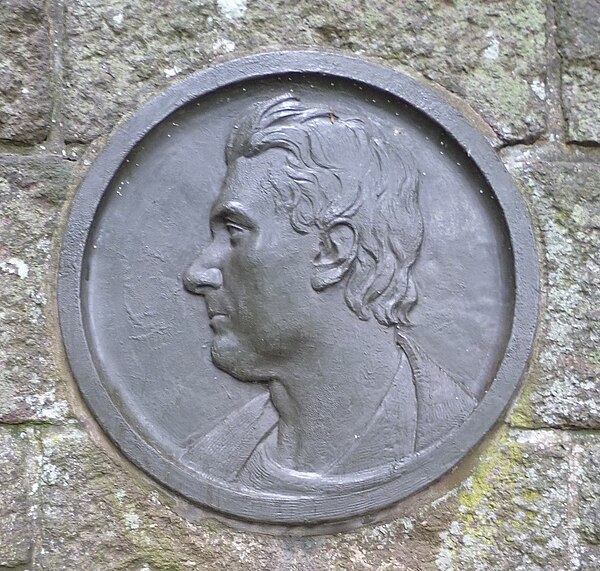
[180,94,478,493]
[59,53,538,523]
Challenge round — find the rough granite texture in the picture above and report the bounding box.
[62,0,547,144]
[0,0,53,144]
[0,0,599,570]
[0,428,36,568]
[0,156,73,425]
[505,145,600,429]
[555,0,600,142]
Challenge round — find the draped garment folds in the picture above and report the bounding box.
[180,333,477,494]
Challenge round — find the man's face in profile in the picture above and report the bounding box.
[183,151,320,382]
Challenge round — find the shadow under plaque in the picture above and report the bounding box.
[59,52,538,528]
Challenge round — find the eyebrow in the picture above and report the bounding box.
[209,201,255,227]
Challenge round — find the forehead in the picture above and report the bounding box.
[215,152,282,211]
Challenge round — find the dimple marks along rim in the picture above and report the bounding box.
[57,50,540,525]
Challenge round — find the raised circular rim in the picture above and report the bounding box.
[58,50,540,525]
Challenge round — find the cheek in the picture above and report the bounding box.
[230,248,313,331]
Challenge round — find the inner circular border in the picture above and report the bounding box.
[58,51,540,525]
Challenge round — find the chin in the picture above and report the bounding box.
[210,336,267,383]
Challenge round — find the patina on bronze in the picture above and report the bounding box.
[58,51,539,528]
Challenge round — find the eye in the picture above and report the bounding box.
[224,221,245,242]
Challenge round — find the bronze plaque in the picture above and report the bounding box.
[58,52,539,528]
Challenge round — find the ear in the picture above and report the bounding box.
[311,222,358,291]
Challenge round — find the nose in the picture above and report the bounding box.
[183,256,223,295]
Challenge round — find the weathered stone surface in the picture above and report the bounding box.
[33,426,600,570]
[574,436,600,571]
[579,438,600,545]
[556,0,600,61]
[581,547,600,571]
[437,429,578,571]
[0,427,36,568]
[280,0,548,143]
[0,156,73,424]
[503,145,600,429]
[38,425,461,570]
[561,64,600,143]
[63,0,547,144]
[0,0,52,144]
[555,0,600,142]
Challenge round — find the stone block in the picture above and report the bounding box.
[503,145,600,429]
[37,425,458,570]
[562,63,600,143]
[62,0,220,143]
[438,429,576,571]
[0,0,52,144]
[581,546,600,571]
[556,0,600,61]
[555,0,600,142]
[62,0,547,144]
[0,427,36,568]
[0,156,73,424]
[578,438,600,545]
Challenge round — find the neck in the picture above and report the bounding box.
[267,321,400,473]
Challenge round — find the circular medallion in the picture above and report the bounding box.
[58,51,539,527]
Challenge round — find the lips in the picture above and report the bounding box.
[206,303,229,331]
[207,308,228,319]
[207,314,228,333]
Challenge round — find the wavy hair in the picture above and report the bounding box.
[225,95,424,327]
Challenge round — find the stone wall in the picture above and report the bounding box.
[1,1,598,569]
